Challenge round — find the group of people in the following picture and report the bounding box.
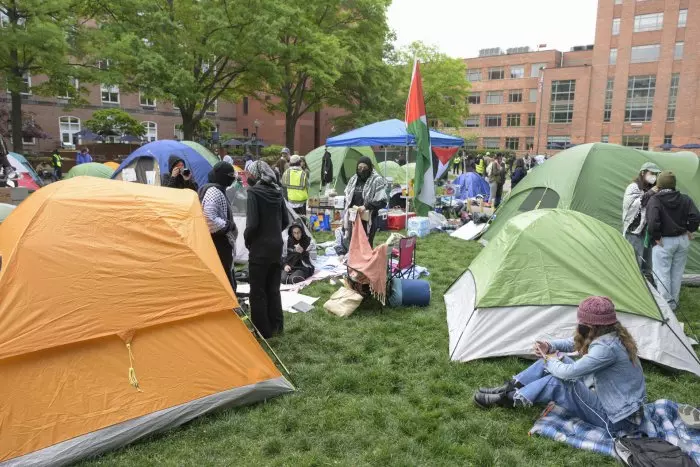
[622,163,699,310]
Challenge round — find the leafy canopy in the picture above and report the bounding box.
[85,108,145,137]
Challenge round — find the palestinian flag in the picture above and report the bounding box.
[405,60,435,215]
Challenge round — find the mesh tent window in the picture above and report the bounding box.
[518,188,561,212]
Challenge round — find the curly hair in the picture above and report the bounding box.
[574,321,639,362]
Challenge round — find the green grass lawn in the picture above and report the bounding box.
[84,232,700,467]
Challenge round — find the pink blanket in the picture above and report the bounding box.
[348,218,387,305]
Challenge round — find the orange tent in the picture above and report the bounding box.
[103,161,120,170]
[0,177,293,465]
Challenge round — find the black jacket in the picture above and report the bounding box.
[511,167,527,188]
[161,156,198,191]
[646,190,700,240]
[244,182,289,262]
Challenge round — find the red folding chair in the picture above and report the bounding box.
[391,236,417,279]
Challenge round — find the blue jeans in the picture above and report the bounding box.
[652,235,690,310]
[514,358,630,432]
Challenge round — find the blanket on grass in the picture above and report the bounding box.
[529,400,700,464]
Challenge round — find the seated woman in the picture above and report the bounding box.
[475,296,647,434]
[282,223,315,284]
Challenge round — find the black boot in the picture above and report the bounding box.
[478,379,522,395]
[474,391,514,409]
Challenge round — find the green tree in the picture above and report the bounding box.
[0,0,87,152]
[85,108,145,139]
[258,0,392,152]
[89,0,279,140]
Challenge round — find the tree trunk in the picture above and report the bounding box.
[181,112,196,141]
[285,110,296,153]
[10,90,23,153]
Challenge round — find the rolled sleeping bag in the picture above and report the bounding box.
[388,278,431,307]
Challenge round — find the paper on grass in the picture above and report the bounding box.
[281,291,319,313]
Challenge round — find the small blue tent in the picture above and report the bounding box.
[326,119,464,148]
[453,172,490,201]
[112,140,214,187]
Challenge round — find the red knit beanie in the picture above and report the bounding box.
[577,296,617,326]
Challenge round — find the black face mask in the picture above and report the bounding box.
[578,324,591,338]
[357,169,370,182]
[248,177,257,186]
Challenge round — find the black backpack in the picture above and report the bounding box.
[614,437,695,467]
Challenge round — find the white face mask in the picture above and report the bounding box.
[645,174,657,185]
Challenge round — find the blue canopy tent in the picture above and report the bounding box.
[326,119,463,148]
[112,140,214,187]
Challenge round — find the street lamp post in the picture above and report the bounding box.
[253,119,261,157]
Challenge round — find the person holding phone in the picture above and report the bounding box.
[474,296,647,433]
[161,155,198,191]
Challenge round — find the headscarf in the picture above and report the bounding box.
[222,155,234,165]
[168,155,186,171]
[208,161,236,191]
[248,160,278,186]
[357,156,374,183]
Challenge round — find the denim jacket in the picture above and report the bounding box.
[546,333,647,424]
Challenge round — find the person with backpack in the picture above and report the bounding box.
[199,161,238,292]
[646,171,700,310]
[475,296,647,434]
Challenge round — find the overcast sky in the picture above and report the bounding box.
[388,0,599,59]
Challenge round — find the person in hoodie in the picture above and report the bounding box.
[646,171,700,310]
[510,158,527,189]
[245,160,289,338]
[282,223,315,284]
[162,155,198,191]
[199,161,238,291]
[343,156,387,248]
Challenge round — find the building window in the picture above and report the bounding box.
[530,63,546,77]
[483,137,500,149]
[485,115,502,127]
[57,78,79,99]
[242,128,249,137]
[527,113,536,126]
[139,92,155,108]
[547,136,571,149]
[550,80,576,123]
[664,135,672,145]
[486,91,503,104]
[529,89,537,103]
[8,72,32,95]
[601,135,609,143]
[101,84,119,104]
[464,140,477,150]
[625,75,655,122]
[667,73,680,121]
[467,69,482,82]
[22,135,35,145]
[243,96,249,115]
[509,66,525,79]
[174,124,184,140]
[678,9,687,27]
[604,78,614,122]
[506,113,521,127]
[609,48,617,65]
[612,18,621,35]
[488,67,504,80]
[674,42,684,60]
[465,115,480,127]
[508,90,523,103]
[614,0,622,4]
[59,116,80,146]
[505,137,520,150]
[526,137,534,150]
[622,135,649,150]
[468,93,481,105]
[207,99,218,114]
[142,121,157,142]
[630,44,660,63]
[634,13,663,32]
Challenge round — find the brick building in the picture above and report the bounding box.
[462,0,700,155]
[3,78,340,156]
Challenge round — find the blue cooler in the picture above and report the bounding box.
[376,209,389,231]
[388,278,431,307]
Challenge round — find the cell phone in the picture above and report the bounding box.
[182,168,191,176]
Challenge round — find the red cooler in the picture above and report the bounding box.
[387,211,416,231]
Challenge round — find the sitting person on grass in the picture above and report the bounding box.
[475,296,647,434]
[282,223,315,284]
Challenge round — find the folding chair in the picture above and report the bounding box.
[391,236,417,279]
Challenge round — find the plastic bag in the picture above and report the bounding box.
[428,211,448,229]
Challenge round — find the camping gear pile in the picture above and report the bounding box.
[0,177,293,466]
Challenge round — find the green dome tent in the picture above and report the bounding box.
[66,163,115,179]
[481,143,700,275]
[446,209,700,376]
[180,141,220,166]
[0,203,15,223]
[305,146,376,194]
[376,161,417,185]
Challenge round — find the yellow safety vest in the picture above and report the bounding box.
[51,153,62,168]
[282,168,308,203]
[476,159,485,175]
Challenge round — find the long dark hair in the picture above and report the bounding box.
[574,322,638,362]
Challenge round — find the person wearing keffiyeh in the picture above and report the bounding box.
[343,156,387,247]
[245,160,288,338]
[199,162,238,292]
